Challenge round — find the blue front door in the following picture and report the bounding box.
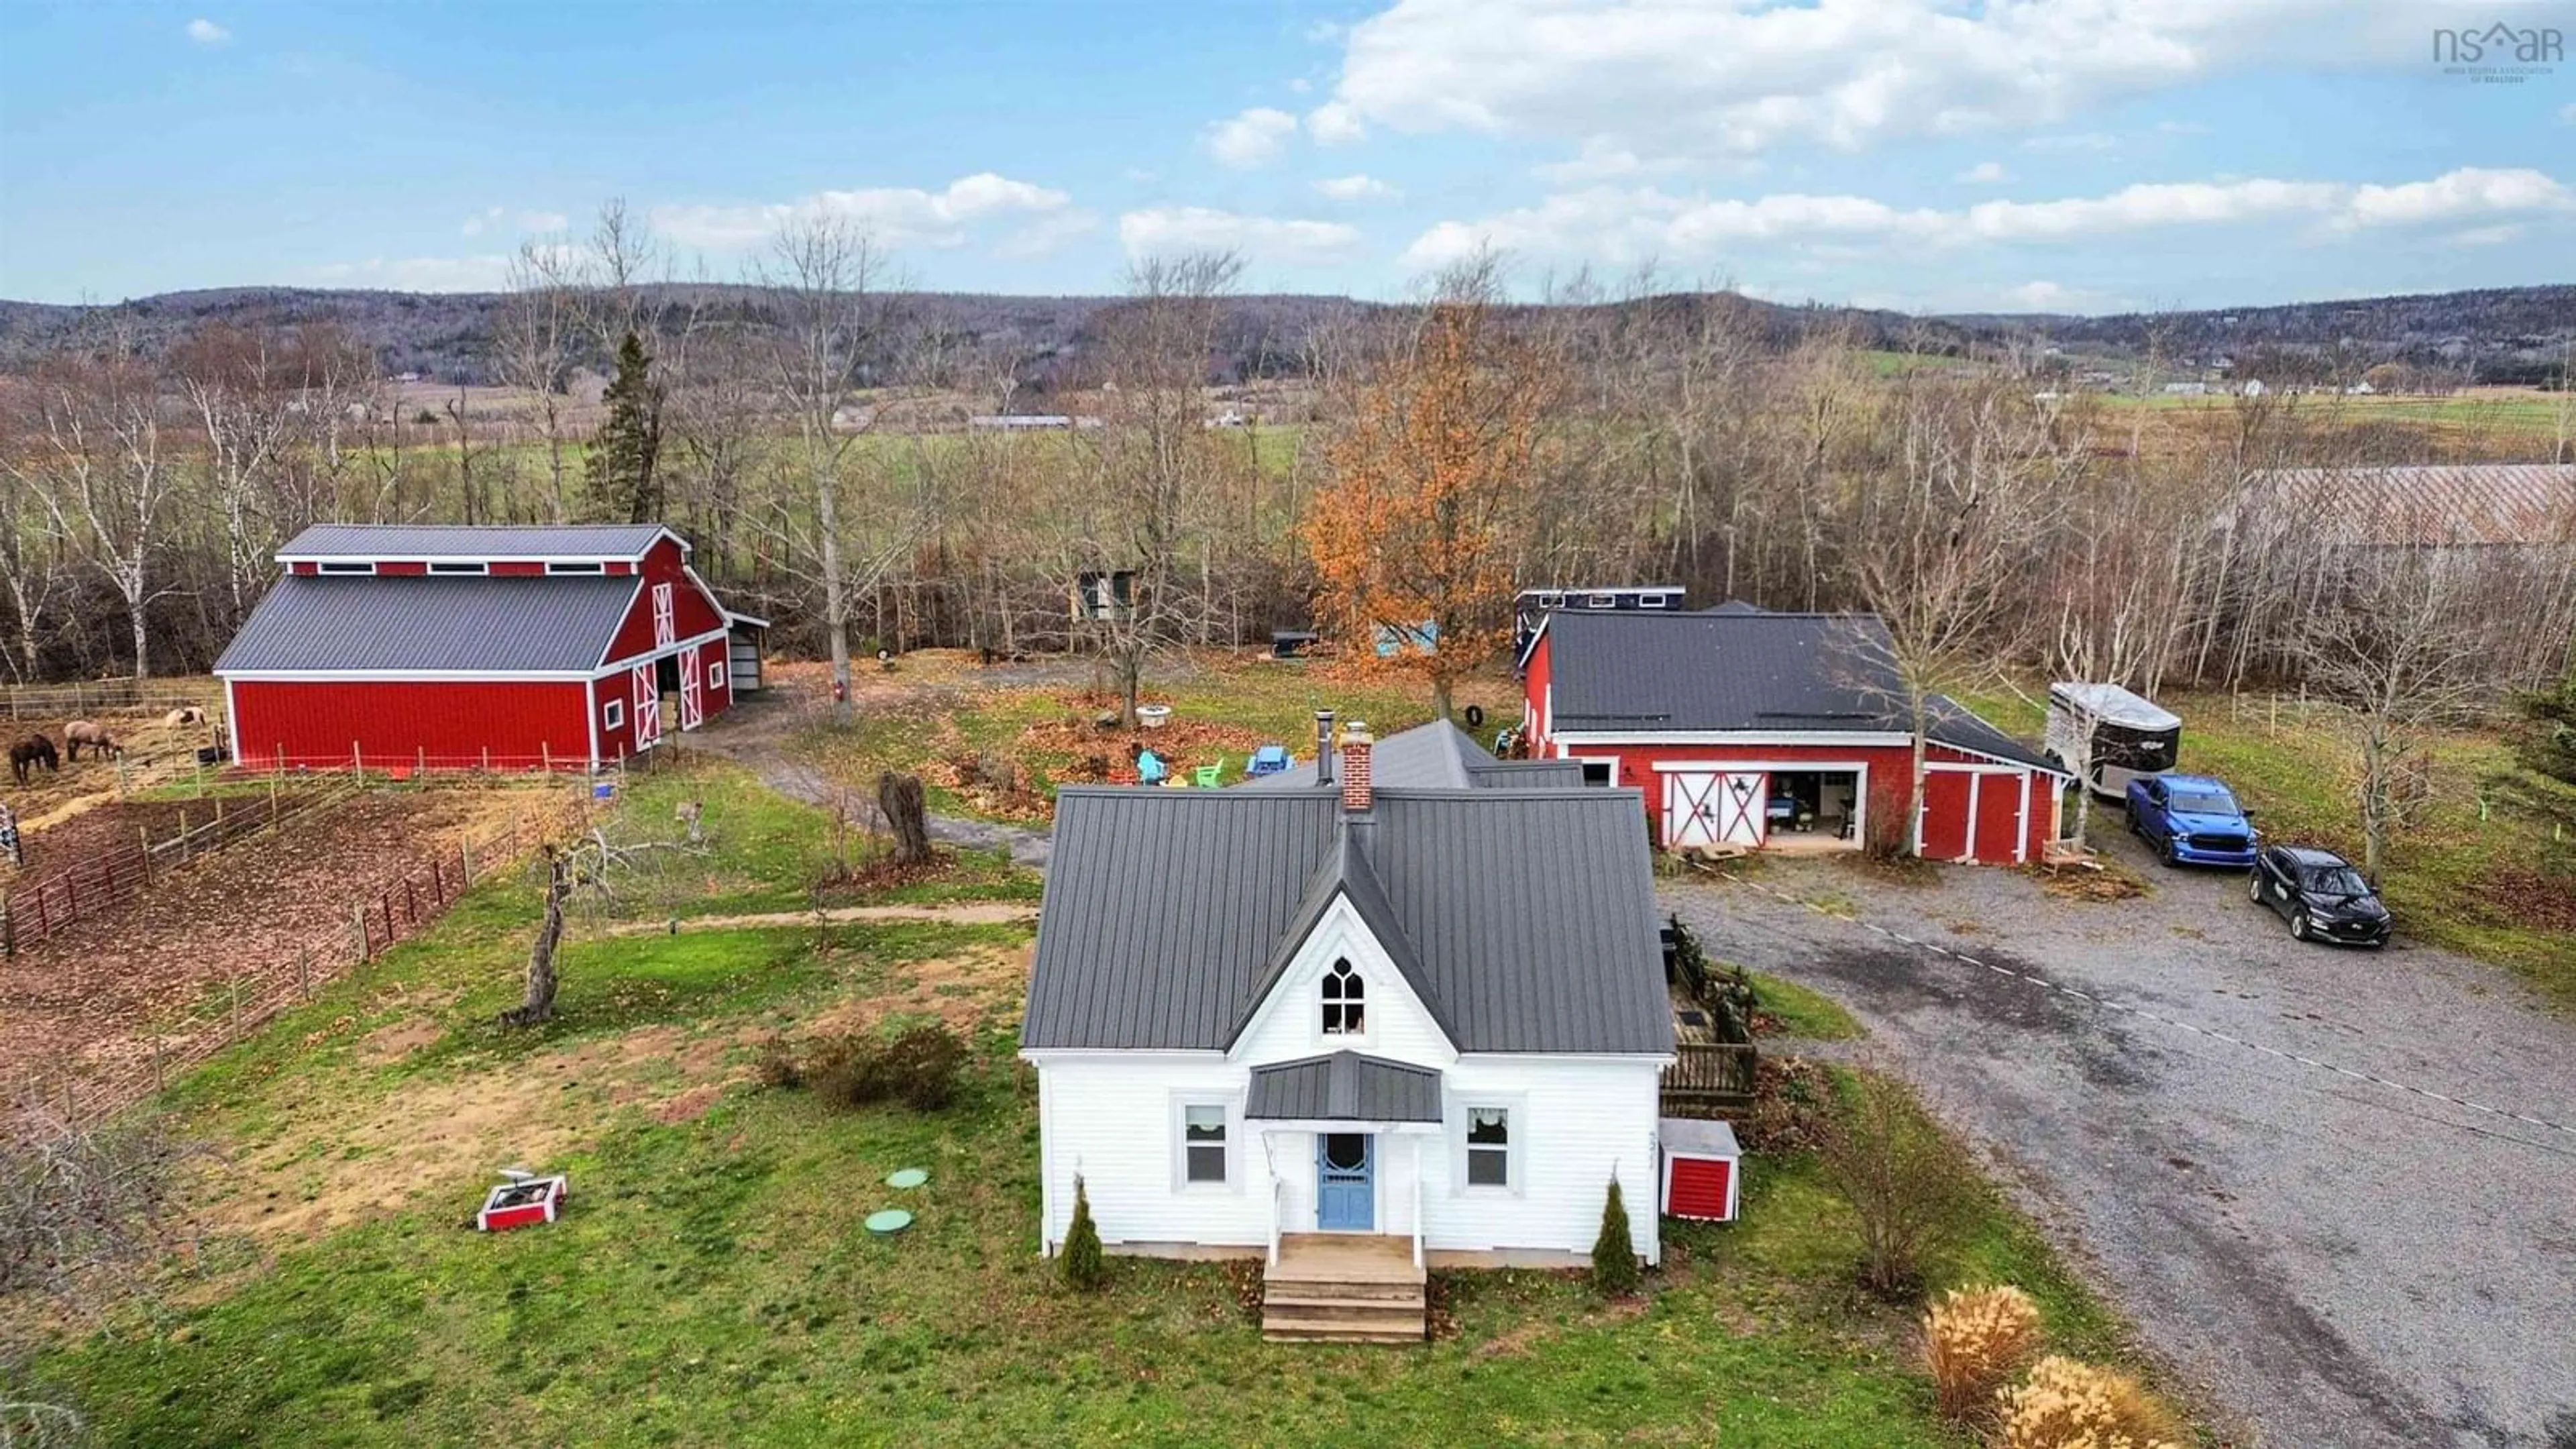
[1316,1133,1375,1231]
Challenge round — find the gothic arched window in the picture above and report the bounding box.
[1321,959,1365,1035]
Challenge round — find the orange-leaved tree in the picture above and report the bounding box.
[1303,282,1555,719]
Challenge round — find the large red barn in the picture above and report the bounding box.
[1520,603,2070,865]
[215,524,765,772]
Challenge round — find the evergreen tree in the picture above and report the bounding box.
[584,331,663,523]
[2510,665,2576,788]
[1061,1175,1105,1291]
[1591,1175,1640,1297]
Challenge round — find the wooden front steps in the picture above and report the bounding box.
[1263,1233,1426,1343]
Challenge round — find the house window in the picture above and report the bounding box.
[1321,959,1364,1035]
[428,561,488,575]
[546,561,606,575]
[708,662,726,691]
[1638,592,1670,609]
[602,698,625,730]
[1183,1104,1228,1184]
[317,561,374,576]
[1466,1107,1511,1187]
[1580,760,1615,788]
[1585,592,1615,608]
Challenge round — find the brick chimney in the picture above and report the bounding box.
[1339,721,1373,814]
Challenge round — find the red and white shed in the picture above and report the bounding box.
[1658,1117,1742,1222]
[1521,604,2071,865]
[216,524,757,772]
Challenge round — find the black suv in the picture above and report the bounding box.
[2249,845,2392,947]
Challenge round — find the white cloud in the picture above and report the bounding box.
[1305,102,1366,146]
[184,17,231,45]
[1315,173,1401,203]
[1531,139,1699,184]
[2021,132,2117,154]
[993,209,1102,260]
[1958,161,2010,184]
[463,206,572,237]
[1118,207,1363,266]
[2559,102,2576,125]
[2447,224,2525,247]
[1204,107,1299,168]
[1401,167,2575,269]
[1322,0,2409,161]
[518,209,570,233]
[1288,77,1313,95]
[313,255,515,291]
[652,172,1073,252]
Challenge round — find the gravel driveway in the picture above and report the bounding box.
[1662,833,2576,1448]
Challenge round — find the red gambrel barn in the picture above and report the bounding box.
[1520,603,2071,865]
[215,524,766,772]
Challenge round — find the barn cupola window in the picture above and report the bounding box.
[1321,959,1364,1036]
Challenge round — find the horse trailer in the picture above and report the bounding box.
[2046,682,2182,800]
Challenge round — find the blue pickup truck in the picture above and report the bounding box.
[2124,773,2259,867]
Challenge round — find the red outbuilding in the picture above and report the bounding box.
[1521,602,2071,865]
[216,524,765,772]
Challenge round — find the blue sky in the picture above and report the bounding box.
[2,0,2571,313]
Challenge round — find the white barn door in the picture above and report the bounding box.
[678,648,704,731]
[1715,772,1768,847]
[651,582,676,648]
[631,661,662,749]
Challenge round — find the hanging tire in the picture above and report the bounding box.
[2290,911,2310,941]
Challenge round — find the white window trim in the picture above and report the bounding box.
[1318,957,1371,1046]
[1636,592,1670,609]
[316,561,374,576]
[1453,1093,1526,1197]
[1169,1093,1241,1194]
[1572,755,1619,788]
[428,560,489,575]
[547,561,606,575]
[602,698,625,730]
[708,661,727,691]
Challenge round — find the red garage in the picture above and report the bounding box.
[216,523,761,772]
[1521,603,2070,865]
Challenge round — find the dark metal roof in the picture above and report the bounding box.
[214,574,641,673]
[1238,719,1585,792]
[277,523,676,560]
[1022,786,1673,1055]
[1247,1052,1444,1122]
[1545,608,2060,772]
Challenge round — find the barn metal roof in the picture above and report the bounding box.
[1544,608,2061,772]
[276,523,677,561]
[1247,1052,1444,1122]
[1238,719,1587,792]
[1021,786,1672,1055]
[213,575,641,673]
[2233,465,2576,547]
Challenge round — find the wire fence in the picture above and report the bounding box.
[0,678,219,721]
[19,790,594,1131]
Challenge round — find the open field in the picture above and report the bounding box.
[19,761,2178,1446]
[1961,684,2575,1008]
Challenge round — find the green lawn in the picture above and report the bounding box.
[21,761,2170,1446]
[1750,971,1868,1041]
[1961,684,2575,1007]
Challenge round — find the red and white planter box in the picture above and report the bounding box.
[476,1173,569,1232]
[1658,1118,1742,1222]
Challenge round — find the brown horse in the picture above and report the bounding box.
[9,735,57,785]
[64,720,119,761]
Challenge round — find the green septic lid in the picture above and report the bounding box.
[864,1209,913,1235]
[885,1168,929,1189]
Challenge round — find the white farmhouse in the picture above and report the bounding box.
[1021,721,1674,1340]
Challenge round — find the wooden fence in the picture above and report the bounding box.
[1,780,362,956]
[1660,1042,1759,1114]
[1,679,218,721]
[18,792,591,1131]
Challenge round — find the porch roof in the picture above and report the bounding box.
[1246,1051,1444,1124]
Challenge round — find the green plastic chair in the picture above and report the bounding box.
[1192,764,1223,789]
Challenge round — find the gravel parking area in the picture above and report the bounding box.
[1663,833,2576,1448]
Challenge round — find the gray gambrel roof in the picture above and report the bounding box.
[1247,1052,1444,1122]
[1021,786,1672,1055]
[276,523,676,561]
[1544,607,2061,773]
[214,575,641,673]
[1238,719,1586,792]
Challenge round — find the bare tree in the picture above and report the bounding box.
[488,239,582,522]
[498,822,707,1028]
[172,321,302,629]
[18,339,178,676]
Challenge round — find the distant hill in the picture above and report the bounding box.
[1,282,2567,387]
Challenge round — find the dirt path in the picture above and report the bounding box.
[595,900,1035,936]
[1664,843,2576,1449]
[687,669,1055,871]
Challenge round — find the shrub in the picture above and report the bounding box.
[752,1034,802,1089]
[1925,1284,2044,1422]
[1817,1072,1976,1301]
[1996,1355,2184,1449]
[1061,1176,1105,1291]
[801,1024,967,1112]
[1591,1177,1640,1297]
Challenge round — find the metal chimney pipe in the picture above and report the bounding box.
[1315,710,1336,786]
